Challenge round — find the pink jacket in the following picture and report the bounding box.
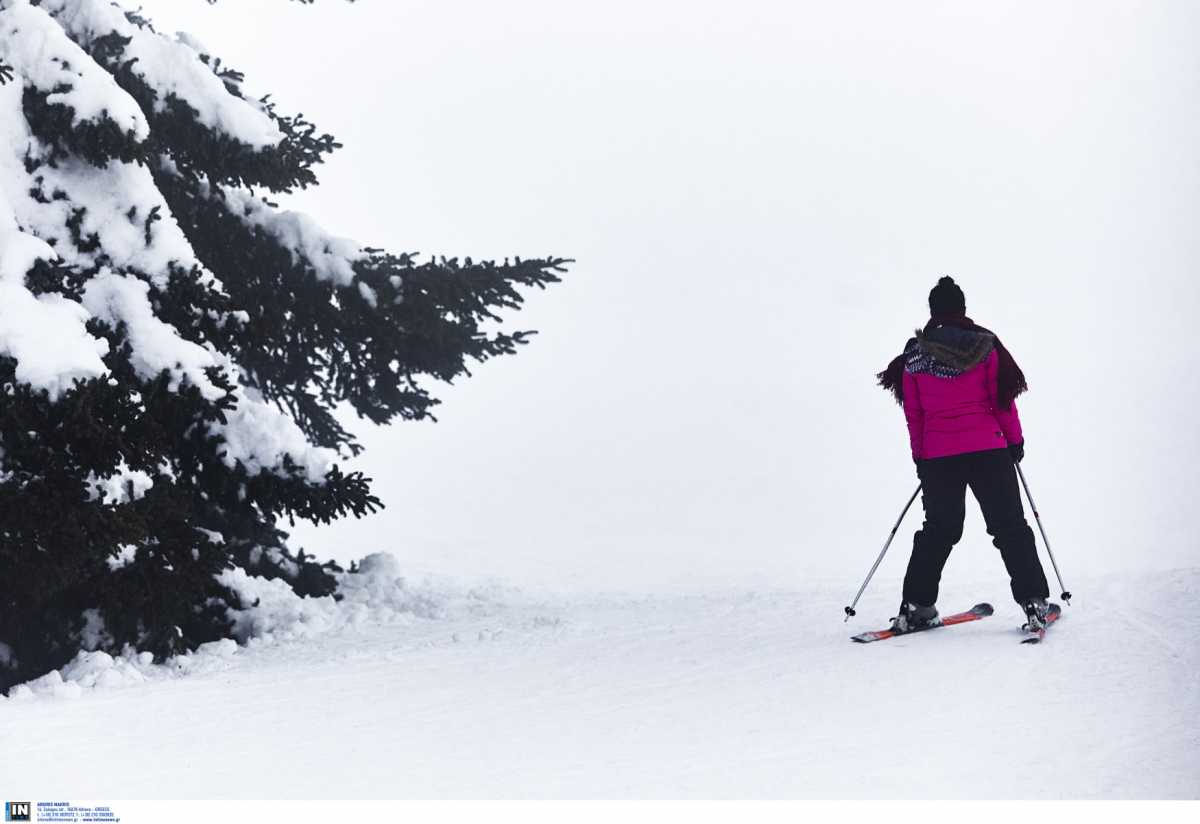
[902,348,1022,460]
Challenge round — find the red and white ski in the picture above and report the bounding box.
[850,602,994,643]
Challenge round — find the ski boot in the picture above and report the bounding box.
[889,601,940,634]
[1022,598,1051,632]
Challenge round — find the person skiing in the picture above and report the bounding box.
[877,276,1055,634]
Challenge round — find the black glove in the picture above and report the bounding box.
[913,455,926,481]
[1008,440,1025,464]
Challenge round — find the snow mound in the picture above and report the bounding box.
[336,553,445,621]
[4,640,236,702]
[4,553,466,701]
[220,552,446,645]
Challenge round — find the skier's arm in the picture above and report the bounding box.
[986,348,1023,445]
[902,369,924,460]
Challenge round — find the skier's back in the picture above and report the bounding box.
[878,277,1054,633]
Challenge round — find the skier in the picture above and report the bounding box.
[877,276,1055,634]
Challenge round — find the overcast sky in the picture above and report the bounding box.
[139,0,1199,594]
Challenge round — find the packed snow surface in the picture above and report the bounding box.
[1,562,1196,799]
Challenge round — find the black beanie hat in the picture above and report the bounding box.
[928,276,966,316]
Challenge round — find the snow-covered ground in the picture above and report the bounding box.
[2,563,1197,799]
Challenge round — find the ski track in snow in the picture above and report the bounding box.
[1,569,1197,799]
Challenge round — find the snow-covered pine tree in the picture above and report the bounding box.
[0,0,566,692]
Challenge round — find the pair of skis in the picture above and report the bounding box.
[850,602,1061,644]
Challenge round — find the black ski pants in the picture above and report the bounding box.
[903,447,1050,606]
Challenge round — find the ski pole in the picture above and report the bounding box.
[844,483,922,622]
[1015,463,1072,605]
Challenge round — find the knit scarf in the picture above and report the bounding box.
[877,314,1028,410]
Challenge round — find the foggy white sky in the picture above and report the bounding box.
[140,0,1199,594]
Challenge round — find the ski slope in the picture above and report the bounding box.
[2,567,1197,799]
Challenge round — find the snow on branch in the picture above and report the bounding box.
[209,181,365,288]
[0,0,148,139]
[80,271,337,481]
[28,154,201,283]
[41,0,283,149]
[81,271,226,399]
[0,229,109,399]
[211,388,337,481]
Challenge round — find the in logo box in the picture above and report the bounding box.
[3,802,30,822]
